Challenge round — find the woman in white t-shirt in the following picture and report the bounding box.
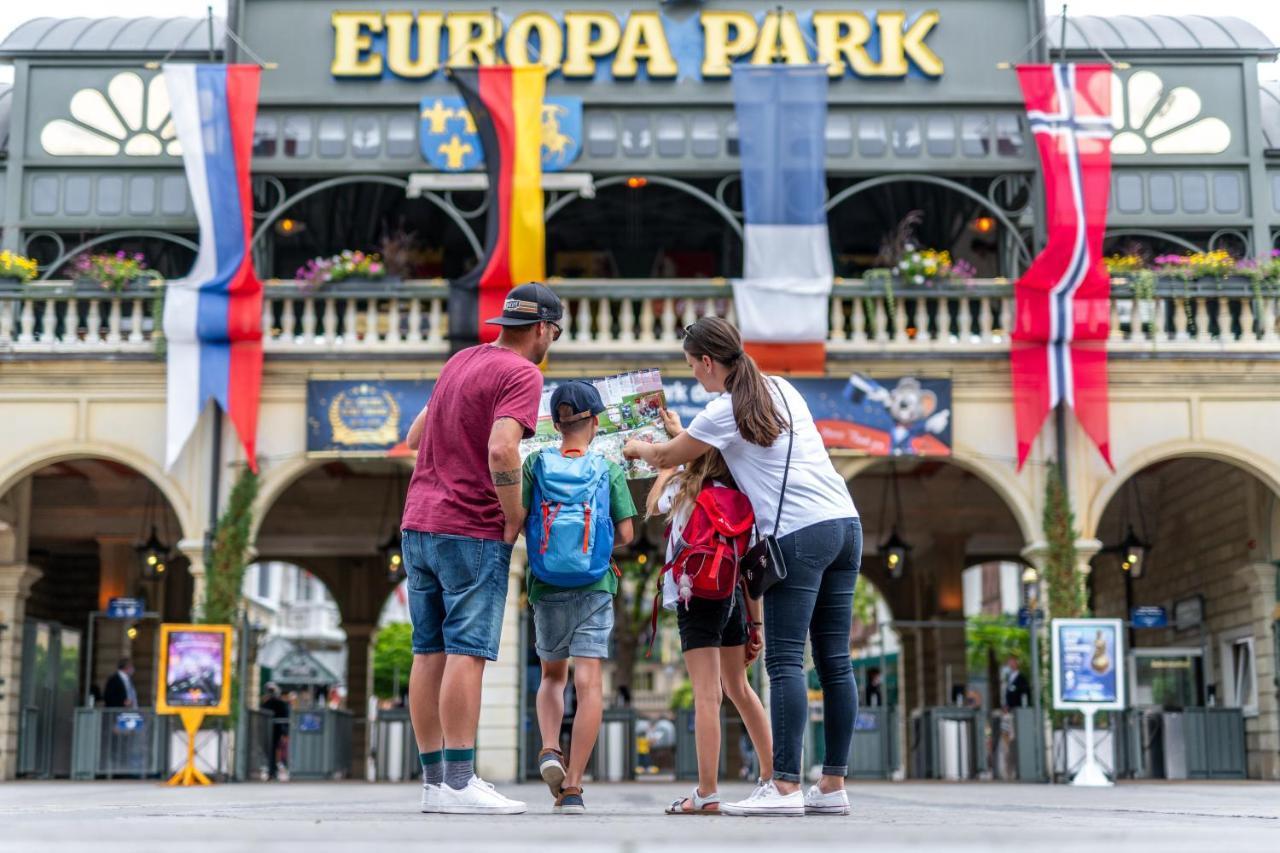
[624,317,862,818]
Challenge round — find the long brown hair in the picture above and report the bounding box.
[670,450,737,518]
[682,316,785,447]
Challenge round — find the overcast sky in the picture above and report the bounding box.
[0,0,1277,83]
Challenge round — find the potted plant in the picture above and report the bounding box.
[295,250,388,291]
[72,251,163,292]
[0,250,39,291]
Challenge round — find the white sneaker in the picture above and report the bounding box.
[804,784,850,815]
[721,779,805,817]
[436,776,527,815]
[421,782,440,813]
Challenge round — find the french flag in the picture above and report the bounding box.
[731,65,832,373]
[162,64,263,471]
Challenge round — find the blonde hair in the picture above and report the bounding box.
[654,450,736,520]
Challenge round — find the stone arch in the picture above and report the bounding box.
[250,456,415,546]
[1085,439,1280,541]
[0,440,198,542]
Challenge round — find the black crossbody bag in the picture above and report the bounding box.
[741,378,794,600]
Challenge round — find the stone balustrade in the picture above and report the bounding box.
[2,278,1277,356]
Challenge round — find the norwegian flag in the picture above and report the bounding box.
[1010,64,1114,470]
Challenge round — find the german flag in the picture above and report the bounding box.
[449,66,546,347]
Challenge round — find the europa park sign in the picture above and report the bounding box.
[330,8,945,81]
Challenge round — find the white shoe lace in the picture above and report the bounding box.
[748,779,776,801]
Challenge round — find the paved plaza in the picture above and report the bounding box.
[1,781,1277,852]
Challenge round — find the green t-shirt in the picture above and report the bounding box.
[523,449,637,604]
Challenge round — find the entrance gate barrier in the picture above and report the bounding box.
[1056,707,1244,781]
[18,621,81,778]
[911,707,986,780]
[288,707,353,779]
[848,707,899,779]
[589,708,636,782]
[675,708,728,781]
[373,707,419,782]
[70,708,168,779]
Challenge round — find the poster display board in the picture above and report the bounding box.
[1051,618,1126,711]
[157,624,233,716]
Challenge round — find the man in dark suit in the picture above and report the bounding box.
[103,658,138,708]
[1003,655,1032,710]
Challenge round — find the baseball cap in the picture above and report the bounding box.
[485,282,564,327]
[550,380,605,425]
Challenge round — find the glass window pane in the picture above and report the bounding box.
[318,117,346,158]
[160,175,188,215]
[128,176,156,215]
[825,114,853,157]
[1180,173,1208,213]
[386,115,416,158]
[1273,173,1280,214]
[726,119,739,156]
[97,176,124,215]
[1149,173,1176,214]
[283,116,313,157]
[655,114,684,157]
[585,113,617,157]
[857,117,887,157]
[64,175,91,215]
[253,116,278,157]
[352,116,381,159]
[892,116,921,157]
[1115,174,1143,213]
[961,114,991,157]
[995,114,1025,157]
[1212,173,1242,213]
[691,115,718,158]
[30,176,58,215]
[925,115,955,157]
[621,115,652,157]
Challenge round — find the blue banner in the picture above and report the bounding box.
[307,380,434,455]
[1131,606,1168,629]
[106,597,145,620]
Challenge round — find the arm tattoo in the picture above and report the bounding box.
[491,468,521,487]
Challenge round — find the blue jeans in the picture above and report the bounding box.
[402,530,514,661]
[763,517,862,782]
[533,589,614,660]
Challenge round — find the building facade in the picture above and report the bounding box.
[2,0,1279,781]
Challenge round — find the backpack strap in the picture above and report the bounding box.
[540,501,562,555]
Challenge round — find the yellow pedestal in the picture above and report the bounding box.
[166,709,213,786]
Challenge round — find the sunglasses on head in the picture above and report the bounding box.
[677,321,701,341]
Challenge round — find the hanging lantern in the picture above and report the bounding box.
[382,532,405,584]
[882,528,911,580]
[1118,525,1149,579]
[135,526,170,579]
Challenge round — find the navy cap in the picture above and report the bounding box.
[550,380,604,425]
[485,282,564,327]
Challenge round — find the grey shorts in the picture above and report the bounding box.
[533,589,614,660]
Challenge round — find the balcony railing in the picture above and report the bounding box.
[3,278,1277,357]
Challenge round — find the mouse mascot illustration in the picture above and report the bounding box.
[846,374,951,455]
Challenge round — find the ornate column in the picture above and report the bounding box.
[476,545,525,783]
[177,538,207,621]
[342,621,378,781]
[0,563,42,780]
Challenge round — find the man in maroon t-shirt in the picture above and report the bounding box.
[402,282,562,815]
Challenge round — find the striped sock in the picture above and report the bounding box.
[443,747,475,791]
[420,750,443,785]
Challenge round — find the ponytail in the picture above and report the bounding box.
[682,316,786,448]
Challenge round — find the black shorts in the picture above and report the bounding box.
[676,589,748,652]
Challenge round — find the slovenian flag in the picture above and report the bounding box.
[162,64,264,471]
[450,66,547,347]
[731,65,832,373]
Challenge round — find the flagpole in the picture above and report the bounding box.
[203,406,223,607]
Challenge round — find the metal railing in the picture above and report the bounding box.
[70,707,169,779]
[3,278,1278,356]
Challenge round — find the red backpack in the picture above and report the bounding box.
[665,485,756,602]
[648,485,755,656]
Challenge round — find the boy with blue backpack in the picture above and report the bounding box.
[523,381,637,815]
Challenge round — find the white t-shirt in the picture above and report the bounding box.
[686,378,857,539]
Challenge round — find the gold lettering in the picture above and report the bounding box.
[701,11,758,78]
[813,12,876,77]
[446,12,499,68]
[902,10,944,77]
[330,11,383,77]
[505,12,564,70]
[385,11,442,78]
[613,11,677,78]
[750,11,811,66]
[871,12,909,77]
[563,12,621,77]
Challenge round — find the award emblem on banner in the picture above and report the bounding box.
[328,384,401,446]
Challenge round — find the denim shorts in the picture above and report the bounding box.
[533,589,614,661]
[402,530,514,661]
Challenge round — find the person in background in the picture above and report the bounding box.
[401,282,562,816]
[1003,655,1031,711]
[103,658,138,709]
[261,682,290,781]
[865,668,883,708]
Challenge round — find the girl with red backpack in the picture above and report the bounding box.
[646,417,774,816]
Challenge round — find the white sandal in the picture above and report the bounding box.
[666,787,721,815]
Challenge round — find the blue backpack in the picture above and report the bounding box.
[526,451,615,587]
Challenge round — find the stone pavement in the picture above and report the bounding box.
[0,780,1277,852]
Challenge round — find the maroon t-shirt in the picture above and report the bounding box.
[402,344,543,540]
